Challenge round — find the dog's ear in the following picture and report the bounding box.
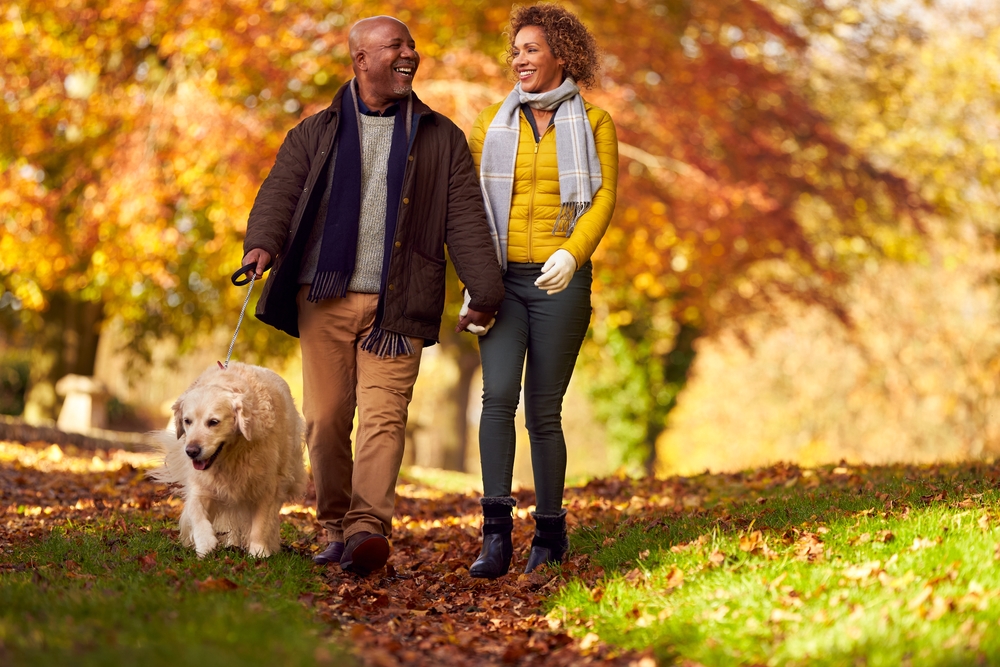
[233,394,251,441]
[172,398,184,439]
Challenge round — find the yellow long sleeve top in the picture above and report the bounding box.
[469,99,618,268]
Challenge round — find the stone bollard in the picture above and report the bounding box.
[55,374,110,434]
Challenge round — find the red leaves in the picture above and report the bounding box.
[136,551,157,571]
[196,576,239,592]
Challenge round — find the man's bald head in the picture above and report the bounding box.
[349,16,408,59]
[348,15,419,112]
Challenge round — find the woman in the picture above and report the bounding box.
[466,4,618,577]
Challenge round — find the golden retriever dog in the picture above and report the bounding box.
[148,362,306,558]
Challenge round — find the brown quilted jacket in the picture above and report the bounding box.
[244,83,505,343]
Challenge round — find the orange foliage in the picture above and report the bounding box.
[0,1,924,443]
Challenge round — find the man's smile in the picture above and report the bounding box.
[393,62,416,77]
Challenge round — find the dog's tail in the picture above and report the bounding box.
[144,429,191,494]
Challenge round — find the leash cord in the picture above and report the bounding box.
[224,269,257,369]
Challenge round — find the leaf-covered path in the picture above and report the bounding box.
[0,440,650,666]
[294,484,651,666]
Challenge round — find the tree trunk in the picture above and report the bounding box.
[23,293,104,423]
[451,346,481,472]
[644,324,700,475]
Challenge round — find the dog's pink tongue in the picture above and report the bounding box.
[192,459,207,471]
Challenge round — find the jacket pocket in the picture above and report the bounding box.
[404,249,447,323]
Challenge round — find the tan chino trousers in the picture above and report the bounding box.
[297,287,422,542]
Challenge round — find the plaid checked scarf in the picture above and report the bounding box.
[479,77,602,270]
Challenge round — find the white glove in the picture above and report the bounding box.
[460,289,495,336]
[534,249,577,294]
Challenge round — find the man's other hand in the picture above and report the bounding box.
[456,290,496,335]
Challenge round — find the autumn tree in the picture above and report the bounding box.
[0,0,518,424]
[1,1,339,415]
[560,0,925,471]
[2,0,925,478]
[655,0,1000,471]
[393,0,927,473]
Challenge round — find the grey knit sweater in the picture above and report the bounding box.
[298,114,396,293]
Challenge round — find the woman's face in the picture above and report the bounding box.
[511,26,566,93]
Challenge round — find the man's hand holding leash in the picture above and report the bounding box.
[242,248,272,281]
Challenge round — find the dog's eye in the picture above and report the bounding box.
[207,419,220,427]
[183,418,192,425]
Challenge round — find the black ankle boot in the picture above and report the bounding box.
[524,509,569,574]
[469,497,515,579]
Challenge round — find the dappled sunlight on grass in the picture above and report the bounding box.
[0,440,158,473]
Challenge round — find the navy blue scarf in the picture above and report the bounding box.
[308,82,414,357]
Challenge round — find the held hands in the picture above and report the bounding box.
[534,249,577,294]
[456,289,496,336]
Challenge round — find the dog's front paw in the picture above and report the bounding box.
[247,542,273,558]
[194,528,218,558]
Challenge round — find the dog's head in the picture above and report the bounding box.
[172,384,252,471]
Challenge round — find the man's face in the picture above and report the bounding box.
[357,20,419,101]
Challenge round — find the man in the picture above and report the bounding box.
[242,16,504,575]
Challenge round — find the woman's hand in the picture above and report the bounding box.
[534,249,577,294]
[456,289,496,335]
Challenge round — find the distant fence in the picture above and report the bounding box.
[0,415,153,451]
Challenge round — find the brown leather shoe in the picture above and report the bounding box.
[340,531,390,575]
[312,541,345,565]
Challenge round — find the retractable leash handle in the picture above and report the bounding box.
[231,262,259,287]
[220,262,267,370]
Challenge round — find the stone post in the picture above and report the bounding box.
[55,374,109,433]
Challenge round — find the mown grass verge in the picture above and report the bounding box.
[0,514,351,667]
[550,462,1000,666]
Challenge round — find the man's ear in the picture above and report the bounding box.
[172,399,184,439]
[354,50,368,72]
[233,395,251,441]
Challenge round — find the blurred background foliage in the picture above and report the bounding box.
[1,0,997,482]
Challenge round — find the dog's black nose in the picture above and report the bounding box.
[185,444,201,459]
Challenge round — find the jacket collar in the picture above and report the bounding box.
[327,80,434,120]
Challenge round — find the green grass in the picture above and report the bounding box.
[0,514,351,667]
[550,463,1000,666]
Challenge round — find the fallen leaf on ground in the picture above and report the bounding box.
[197,576,239,592]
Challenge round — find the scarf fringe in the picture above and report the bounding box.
[360,327,414,358]
[552,201,590,237]
[307,271,351,302]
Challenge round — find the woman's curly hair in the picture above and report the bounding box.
[505,4,601,89]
